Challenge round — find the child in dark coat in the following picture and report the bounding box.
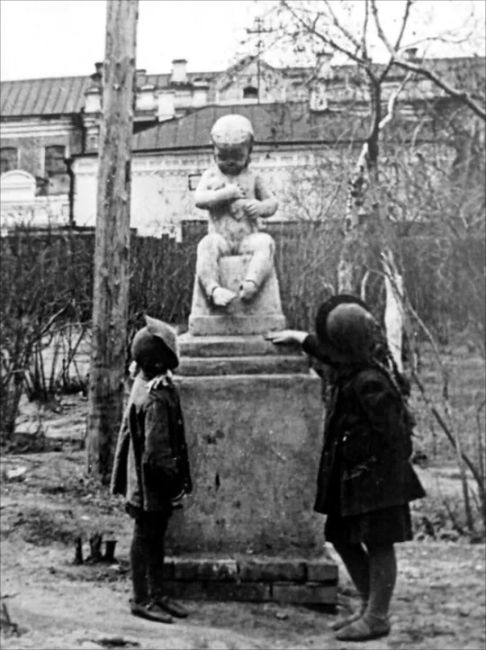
[267,294,425,642]
[111,315,192,624]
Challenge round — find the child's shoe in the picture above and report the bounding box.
[331,600,368,630]
[331,611,363,631]
[130,599,173,624]
[335,614,390,641]
[155,595,189,618]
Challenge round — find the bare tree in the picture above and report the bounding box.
[254,0,484,366]
[245,0,485,534]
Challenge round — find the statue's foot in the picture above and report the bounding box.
[212,286,237,307]
[239,280,258,302]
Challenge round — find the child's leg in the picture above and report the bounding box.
[144,513,170,601]
[129,512,173,623]
[145,511,189,618]
[364,542,397,623]
[332,539,370,610]
[335,542,395,641]
[130,518,149,604]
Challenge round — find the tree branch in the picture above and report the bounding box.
[393,57,486,121]
[280,0,373,71]
[371,0,413,82]
[370,0,485,121]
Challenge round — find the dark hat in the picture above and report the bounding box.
[131,315,179,370]
[315,294,379,360]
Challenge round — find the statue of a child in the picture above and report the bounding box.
[194,114,278,307]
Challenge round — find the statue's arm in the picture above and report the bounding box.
[254,174,278,218]
[195,170,244,210]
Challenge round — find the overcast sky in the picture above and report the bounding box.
[1,0,485,81]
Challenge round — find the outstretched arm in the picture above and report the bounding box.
[267,331,334,366]
[265,330,308,345]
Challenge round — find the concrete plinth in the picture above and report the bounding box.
[188,255,286,336]
[173,252,329,560]
[169,371,325,555]
[177,333,310,376]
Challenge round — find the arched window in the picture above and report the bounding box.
[243,86,258,100]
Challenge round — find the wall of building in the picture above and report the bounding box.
[71,135,455,238]
[0,116,82,196]
[71,144,358,236]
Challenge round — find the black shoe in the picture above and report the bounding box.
[156,595,189,618]
[130,599,173,624]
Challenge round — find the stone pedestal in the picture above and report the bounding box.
[168,253,328,558]
[171,370,324,555]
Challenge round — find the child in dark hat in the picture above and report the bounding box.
[267,294,425,642]
[111,315,192,624]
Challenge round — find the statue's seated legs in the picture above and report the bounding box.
[189,232,285,336]
[196,232,275,306]
[196,233,232,304]
[238,232,275,301]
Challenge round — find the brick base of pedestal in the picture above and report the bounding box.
[161,556,338,605]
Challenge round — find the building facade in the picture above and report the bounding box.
[1,54,483,235]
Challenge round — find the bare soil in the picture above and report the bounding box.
[1,395,485,650]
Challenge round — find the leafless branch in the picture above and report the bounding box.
[370,0,485,121]
[280,0,372,69]
[370,0,413,82]
[393,57,486,121]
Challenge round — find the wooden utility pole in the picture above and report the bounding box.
[87,0,139,483]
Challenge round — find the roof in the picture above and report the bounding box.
[1,55,483,118]
[0,70,220,118]
[0,76,93,117]
[131,102,436,151]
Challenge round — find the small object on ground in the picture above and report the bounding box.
[0,602,20,637]
[5,466,28,482]
[130,599,173,624]
[74,536,84,564]
[155,595,189,618]
[103,539,117,563]
[86,533,103,563]
[275,611,289,620]
[335,616,390,641]
[95,635,140,647]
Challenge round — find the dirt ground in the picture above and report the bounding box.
[1,396,485,650]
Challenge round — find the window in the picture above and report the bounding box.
[188,172,202,191]
[44,145,66,177]
[0,147,18,173]
[243,86,258,100]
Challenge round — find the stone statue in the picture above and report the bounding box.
[194,114,278,308]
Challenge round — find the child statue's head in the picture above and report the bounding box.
[210,114,254,176]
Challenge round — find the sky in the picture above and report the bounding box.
[1,0,485,81]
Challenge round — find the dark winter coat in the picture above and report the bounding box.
[303,335,425,518]
[110,373,192,512]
